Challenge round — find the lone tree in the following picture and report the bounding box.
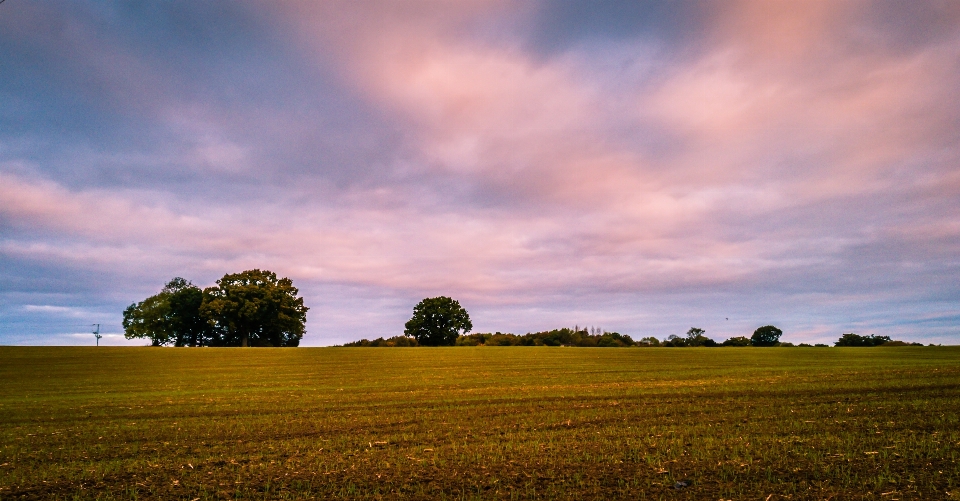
[751,325,783,347]
[404,296,472,346]
[123,278,211,346]
[201,269,309,347]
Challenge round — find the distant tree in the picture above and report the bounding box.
[123,278,211,346]
[834,333,892,347]
[663,334,685,347]
[638,336,661,347]
[201,269,308,347]
[722,336,752,347]
[683,327,717,347]
[597,332,635,347]
[404,296,472,346]
[751,325,783,347]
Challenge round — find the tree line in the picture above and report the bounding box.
[343,325,788,347]
[343,327,922,348]
[344,297,922,348]
[123,270,308,347]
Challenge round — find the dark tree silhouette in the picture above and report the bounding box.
[123,278,211,346]
[834,333,892,346]
[201,269,308,347]
[404,296,472,346]
[751,325,783,347]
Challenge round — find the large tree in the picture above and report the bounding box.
[123,278,211,346]
[200,269,308,347]
[404,296,472,346]
[751,325,783,347]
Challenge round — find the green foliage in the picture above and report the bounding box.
[751,325,783,346]
[201,269,308,347]
[834,333,893,347]
[122,278,211,346]
[122,290,172,346]
[124,271,308,347]
[722,336,752,347]
[403,296,472,346]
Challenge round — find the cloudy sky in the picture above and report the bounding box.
[1,1,958,346]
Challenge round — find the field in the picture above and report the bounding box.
[1,347,959,500]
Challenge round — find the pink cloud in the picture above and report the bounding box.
[3,2,958,344]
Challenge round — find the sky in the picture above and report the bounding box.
[1,1,959,346]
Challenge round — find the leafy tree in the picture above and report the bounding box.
[123,291,173,346]
[123,278,211,346]
[201,269,308,347]
[751,325,783,347]
[404,296,472,346]
[684,327,717,347]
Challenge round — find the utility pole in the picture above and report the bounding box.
[92,324,102,346]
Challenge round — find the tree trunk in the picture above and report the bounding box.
[242,334,248,347]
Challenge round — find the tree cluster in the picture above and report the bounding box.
[344,323,802,348]
[456,328,637,347]
[833,333,920,347]
[343,335,419,347]
[344,296,923,349]
[122,270,308,347]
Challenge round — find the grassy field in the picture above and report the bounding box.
[1,347,958,500]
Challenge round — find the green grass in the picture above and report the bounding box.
[1,346,958,500]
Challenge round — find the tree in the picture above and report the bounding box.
[201,269,308,347]
[751,325,783,347]
[684,327,717,347]
[404,296,472,346]
[164,278,210,346]
[123,291,173,346]
[123,278,211,346]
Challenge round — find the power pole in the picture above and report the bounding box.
[92,324,102,346]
